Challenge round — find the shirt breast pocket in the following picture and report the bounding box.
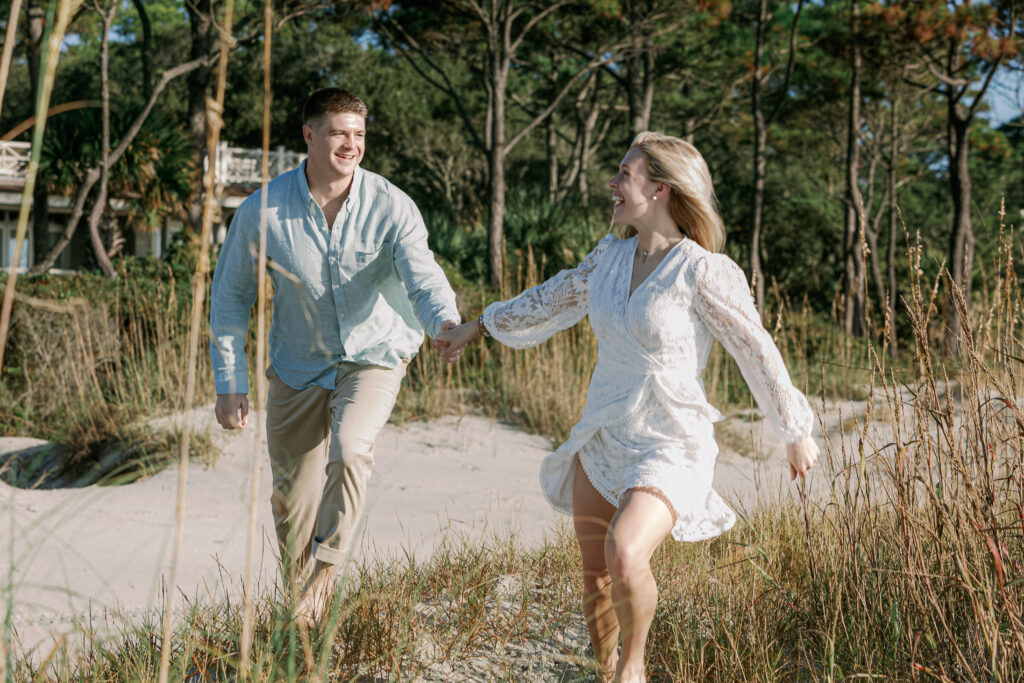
[354,240,391,268]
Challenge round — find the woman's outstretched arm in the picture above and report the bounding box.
[435,235,616,361]
[693,253,819,478]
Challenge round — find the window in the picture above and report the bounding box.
[0,210,30,270]
[47,223,71,271]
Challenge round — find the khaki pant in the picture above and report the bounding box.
[265,361,407,573]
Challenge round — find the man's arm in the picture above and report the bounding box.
[391,195,460,337]
[209,199,259,415]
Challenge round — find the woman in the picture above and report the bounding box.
[435,132,819,683]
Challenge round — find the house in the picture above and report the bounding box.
[0,140,304,272]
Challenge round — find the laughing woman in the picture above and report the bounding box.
[434,132,819,683]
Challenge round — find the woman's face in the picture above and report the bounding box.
[608,147,659,227]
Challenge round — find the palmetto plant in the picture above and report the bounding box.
[38,108,194,234]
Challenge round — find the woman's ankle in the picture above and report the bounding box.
[614,658,646,683]
[599,652,618,682]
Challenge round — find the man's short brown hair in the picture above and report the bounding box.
[303,88,368,126]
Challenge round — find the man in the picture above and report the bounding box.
[209,88,459,621]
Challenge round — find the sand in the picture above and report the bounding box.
[0,398,858,660]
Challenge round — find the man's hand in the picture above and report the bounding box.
[432,320,479,363]
[438,320,458,338]
[215,393,250,430]
[786,437,819,480]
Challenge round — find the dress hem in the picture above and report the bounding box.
[541,434,738,544]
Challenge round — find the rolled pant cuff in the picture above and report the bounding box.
[311,538,348,565]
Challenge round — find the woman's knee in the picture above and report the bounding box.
[582,566,612,595]
[604,534,648,583]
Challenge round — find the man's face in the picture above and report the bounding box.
[302,111,366,181]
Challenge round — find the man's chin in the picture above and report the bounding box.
[333,160,358,175]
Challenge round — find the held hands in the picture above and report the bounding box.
[431,319,480,363]
[215,393,249,430]
[786,437,819,481]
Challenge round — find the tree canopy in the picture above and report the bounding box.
[1,0,1021,341]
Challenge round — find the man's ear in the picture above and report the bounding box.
[302,124,313,145]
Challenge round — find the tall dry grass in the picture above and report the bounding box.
[3,212,1022,679]
[0,271,215,471]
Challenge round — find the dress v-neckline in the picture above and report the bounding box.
[626,236,685,303]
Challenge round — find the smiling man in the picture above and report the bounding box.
[209,88,459,622]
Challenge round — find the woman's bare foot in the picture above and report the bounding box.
[294,560,336,627]
[598,652,618,682]
[613,661,646,683]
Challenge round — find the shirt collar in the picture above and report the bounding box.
[298,160,363,215]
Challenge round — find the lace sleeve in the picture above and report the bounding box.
[482,234,616,350]
[694,254,814,442]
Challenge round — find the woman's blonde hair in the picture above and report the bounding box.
[617,132,726,253]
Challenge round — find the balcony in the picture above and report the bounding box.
[207,142,305,186]
[0,140,305,188]
[0,141,31,182]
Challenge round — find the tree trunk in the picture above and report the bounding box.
[186,0,214,233]
[574,71,607,202]
[27,0,48,269]
[886,97,899,355]
[31,56,210,273]
[88,0,117,279]
[487,51,508,291]
[864,144,886,313]
[843,0,866,337]
[130,0,153,96]
[546,114,558,204]
[681,81,696,145]
[625,0,653,137]
[750,0,768,315]
[946,107,973,351]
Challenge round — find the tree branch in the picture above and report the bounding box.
[30,55,213,273]
[505,55,606,153]
[924,57,972,89]
[766,0,804,126]
[966,56,1004,120]
[376,14,487,152]
[509,0,572,55]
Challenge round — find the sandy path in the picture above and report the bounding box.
[1,400,856,660]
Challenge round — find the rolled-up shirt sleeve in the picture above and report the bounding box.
[209,199,258,396]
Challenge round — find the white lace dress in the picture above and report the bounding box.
[482,234,814,541]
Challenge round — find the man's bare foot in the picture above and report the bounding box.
[294,560,336,627]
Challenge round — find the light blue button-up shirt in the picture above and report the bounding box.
[209,162,459,395]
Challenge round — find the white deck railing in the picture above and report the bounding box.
[0,141,31,179]
[206,142,305,185]
[0,140,304,186]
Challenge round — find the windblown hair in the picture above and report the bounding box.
[618,132,726,253]
[302,88,369,126]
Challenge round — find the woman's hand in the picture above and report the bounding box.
[432,320,481,362]
[786,437,819,480]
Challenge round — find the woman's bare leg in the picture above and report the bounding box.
[605,488,675,683]
[572,461,619,681]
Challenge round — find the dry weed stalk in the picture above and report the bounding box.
[239,0,273,673]
[156,0,235,678]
